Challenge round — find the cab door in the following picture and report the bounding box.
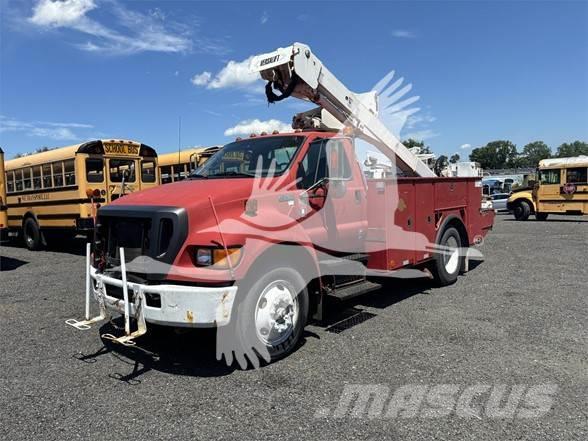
[294,137,368,254]
[106,158,139,202]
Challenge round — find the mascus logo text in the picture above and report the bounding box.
[260,55,280,66]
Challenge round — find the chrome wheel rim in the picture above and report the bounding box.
[444,236,460,274]
[254,279,299,347]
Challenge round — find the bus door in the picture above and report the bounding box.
[106,158,139,202]
[536,168,563,213]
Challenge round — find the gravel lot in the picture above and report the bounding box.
[1,214,586,441]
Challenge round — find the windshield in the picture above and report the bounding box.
[192,136,305,178]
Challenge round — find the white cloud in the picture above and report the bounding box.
[30,127,77,140]
[29,0,96,27]
[0,115,92,141]
[405,113,436,130]
[392,29,416,39]
[191,56,260,90]
[260,11,269,24]
[191,71,212,86]
[224,119,292,137]
[27,0,197,55]
[402,129,439,141]
[460,143,472,149]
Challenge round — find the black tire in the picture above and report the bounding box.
[22,217,43,251]
[234,266,309,367]
[431,227,463,286]
[535,212,549,221]
[513,200,531,221]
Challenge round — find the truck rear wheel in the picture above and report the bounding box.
[535,212,549,221]
[235,266,309,367]
[23,217,43,251]
[431,227,463,286]
[513,200,531,221]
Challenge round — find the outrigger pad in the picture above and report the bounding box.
[101,328,146,347]
[65,318,94,331]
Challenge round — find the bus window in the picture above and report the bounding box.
[7,171,14,193]
[15,169,23,191]
[54,162,64,187]
[160,165,172,184]
[64,160,76,186]
[539,169,560,185]
[86,158,104,183]
[33,166,42,189]
[23,167,32,190]
[566,167,587,184]
[42,164,52,188]
[109,159,136,182]
[141,160,156,183]
[172,164,185,181]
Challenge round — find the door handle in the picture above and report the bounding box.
[354,190,363,204]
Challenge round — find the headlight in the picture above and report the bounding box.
[191,246,242,268]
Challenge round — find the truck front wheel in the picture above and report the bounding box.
[513,200,531,221]
[431,226,463,286]
[235,267,309,367]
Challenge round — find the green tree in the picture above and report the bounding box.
[449,153,460,163]
[402,138,431,154]
[520,141,551,167]
[469,140,518,169]
[434,155,448,176]
[556,141,588,158]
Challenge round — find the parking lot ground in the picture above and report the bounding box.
[0,215,586,441]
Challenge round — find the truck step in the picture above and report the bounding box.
[328,280,382,301]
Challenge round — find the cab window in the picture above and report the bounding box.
[539,169,560,185]
[566,167,587,184]
[297,140,329,189]
[296,139,352,189]
[141,160,156,183]
[86,158,104,183]
[109,159,136,182]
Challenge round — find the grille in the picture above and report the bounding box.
[94,205,188,281]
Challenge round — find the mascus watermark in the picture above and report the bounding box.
[314,383,558,419]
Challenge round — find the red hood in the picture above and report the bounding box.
[111,179,256,208]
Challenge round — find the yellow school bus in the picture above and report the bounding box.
[508,156,588,220]
[158,146,220,184]
[0,147,7,234]
[5,139,159,249]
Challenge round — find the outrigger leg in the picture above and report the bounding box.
[66,246,148,347]
[66,243,107,330]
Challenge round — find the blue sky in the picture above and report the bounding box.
[1,0,587,160]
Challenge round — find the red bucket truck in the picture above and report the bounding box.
[67,43,494,365]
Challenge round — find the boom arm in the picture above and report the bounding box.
[249,42,436,178]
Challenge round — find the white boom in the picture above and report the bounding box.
[249,42,436,177]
